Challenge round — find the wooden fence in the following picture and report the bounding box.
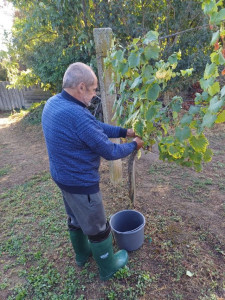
[0,82,52,111]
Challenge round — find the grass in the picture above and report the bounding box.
[0,173,155,299]
[21,102,46,125]
[0,165,11,177]
[6,101,46,127]
[1,173,225,299]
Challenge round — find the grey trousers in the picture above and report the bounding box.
[61,190,107,236]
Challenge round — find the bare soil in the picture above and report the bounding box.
[0,112,49,189]
[0,111,225,299]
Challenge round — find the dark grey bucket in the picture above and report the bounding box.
[110,210,145,251]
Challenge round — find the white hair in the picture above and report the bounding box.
[62,62,96,89]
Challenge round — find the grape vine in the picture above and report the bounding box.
[105,0,225,171]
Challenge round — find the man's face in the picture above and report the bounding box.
[83,77,98,106]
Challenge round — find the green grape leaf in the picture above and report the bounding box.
[189,105,200,115]
[202,91,209,101]
[219,51,225,64]
[171,100,182,112]
[175,126,191,141]
[168,53,178,65]
[143,31,159,44]
[146,83,161,101]
[208,81,220,96]
[124,110,139,126]
[203,148,213,163]
[133,119,144,136]
[203,1,217,14]
[128,52,140,68]
[180,114,193,125]
[210,9,225,25]
[221,85,225,97]
[144,46,152,60]
[118,62,129,75]
[190,151,203,163]
[173,111,178,119]
[146,106,157,120]
[193,163,202,172]
[132,38,140,45]
[130,76,142,89]
[145,121,154,131]
[144,44,160,60]
[200,77,214,90]
[142,65,154,80]
[190,134,209,153]
[210,52,220,64]
[210,30,220,45]
[161,123,168,134]
[168,145,185,159]
[180,68,193,77]
[202,112,217,128]
[215,110,225,123]
[208,96,224,113]
[120,80,127,93]
[204,63,218,79]
[115,50,124,61]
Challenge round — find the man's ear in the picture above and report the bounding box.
[79,82,85,92]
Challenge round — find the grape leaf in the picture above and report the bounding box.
[133,119,144,136]
[202,112,217,128]
[128,52,140,68]
[190,134,209,152]
[208,96,224,113]
[130,76,142,89]
[208,81,220,96]
[143,31,159,44]
[146,106,157,120]
[210,30,220,45]
[175,126,191,141]
[215,110,225,123]
[146,83,161,101]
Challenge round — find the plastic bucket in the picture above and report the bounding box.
[110,210,145,251]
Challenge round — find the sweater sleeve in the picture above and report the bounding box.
[96,121,127,138]
[76,115,136,160]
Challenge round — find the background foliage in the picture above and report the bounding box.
[1,0,212,92]
[0,63,7,81]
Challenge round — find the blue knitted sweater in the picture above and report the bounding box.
[42,90,137,194]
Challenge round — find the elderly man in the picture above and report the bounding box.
[42,62,143,281]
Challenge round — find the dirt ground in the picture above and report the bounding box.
[0,113,49,189]
[1,112,224,244]
[0,111,225,299]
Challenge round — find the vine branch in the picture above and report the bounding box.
[159,24,210,40]
[128,149,137,208]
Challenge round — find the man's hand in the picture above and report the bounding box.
[133,137,144,150]
[126,128,136,137]
[127,128,144,150]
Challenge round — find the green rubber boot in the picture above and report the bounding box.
[90,233,128,281]
[69,229,92,267]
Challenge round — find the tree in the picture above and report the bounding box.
[3,0,212,92]
[2,0,97,91]
[0,63,8,81]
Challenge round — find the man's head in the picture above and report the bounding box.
[63,62,98,106]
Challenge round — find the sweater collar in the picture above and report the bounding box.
[61,90,86,108]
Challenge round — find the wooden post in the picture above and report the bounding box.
[93,28,123,185]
